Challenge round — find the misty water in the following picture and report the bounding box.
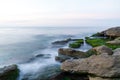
[0,27,109,80]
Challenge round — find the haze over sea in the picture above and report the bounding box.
[0,26,110,80]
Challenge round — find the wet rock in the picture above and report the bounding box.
[93,45,113,55]
[22,64,61,80]
[52,38,81,45]
[0,64,19,80]
[52,38,72,45]
[50,72,89,80]
[35,54,51,58]
[27,54,51,63]
[58,48,86,58]
[55,56,71,63]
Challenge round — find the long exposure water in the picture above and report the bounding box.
[0,27,110,80]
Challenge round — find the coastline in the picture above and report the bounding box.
[0,26,120,80]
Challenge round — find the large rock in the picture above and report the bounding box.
[0,64,19,80]
[61,53,120,78]
[101,27,120,37]
[58,48,86,58]
[92,45,113,55]
[56,48,86,62]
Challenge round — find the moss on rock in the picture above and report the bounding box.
[69,39,84,48]
[86,49,97,57]
[85,37,120,50]
[91,32,104,37]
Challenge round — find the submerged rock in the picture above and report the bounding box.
[52,38,72,45]
[22,64,61,80]
[52,38,81,45]
[35,54,51,58]
[55,56,71,63]
[27,54,51,63]
[0,64,19,80]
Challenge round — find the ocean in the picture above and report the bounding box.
[0,27,110,80]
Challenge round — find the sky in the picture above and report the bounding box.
[0,0,120,27]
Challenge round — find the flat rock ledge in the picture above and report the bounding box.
[61,48,120,80]
[56,48,86,62]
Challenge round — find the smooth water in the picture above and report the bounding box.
[0,27,110,80]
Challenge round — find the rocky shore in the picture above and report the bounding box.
[0,26,120,80]
[55,26,120,80]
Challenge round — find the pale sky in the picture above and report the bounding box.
[0,0,120,27]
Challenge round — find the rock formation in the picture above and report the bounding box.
[55,48,86,62]
[61,47,120,80]
[100,27,120,38]
[0,64,19,80]
[58,48,86,58]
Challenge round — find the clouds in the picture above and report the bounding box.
[0,0,120,26]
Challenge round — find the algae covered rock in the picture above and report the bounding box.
[0,64,19,80]
[69,39,84,48]
[86,49,97,57]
